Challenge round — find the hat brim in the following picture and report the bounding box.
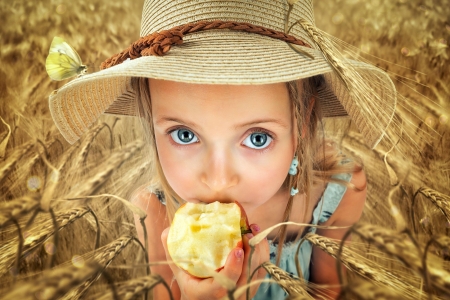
[49,31,396,147]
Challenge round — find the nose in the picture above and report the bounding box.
[200,148,238,193]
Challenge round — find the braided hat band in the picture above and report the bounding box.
[48,0,396,148]
[100,21,312,69]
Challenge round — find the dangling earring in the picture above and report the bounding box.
[288,156,299,175]
[289,156,299,196]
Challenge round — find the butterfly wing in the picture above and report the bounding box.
[45,36,85,81]
[49,36,83,65]
[45,52,80,81]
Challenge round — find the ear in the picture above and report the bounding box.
[301,94,317,139]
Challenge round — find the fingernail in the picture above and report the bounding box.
[235,248,243,259]
[246,233,254,239]
[251,224,260,233]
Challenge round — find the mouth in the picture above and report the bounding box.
[188,198,235,204]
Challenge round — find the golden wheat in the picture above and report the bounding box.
[71,122,112,169]
[261,261,312,298]
[341,279,404,300]
[96,274,164,300]
[2,261,100,300]
[417,187,450,222]
[56,141,81,175]
[352,223,450,295]
[0,194,41,228]
[61,235,135,300]
[0,0,449,299]
[66,140,143,199]
[0,207,92,276]
[0,142,34,186]
[304,233,425,298]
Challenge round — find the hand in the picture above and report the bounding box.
[161,224,269,300]
[235,224,270,300]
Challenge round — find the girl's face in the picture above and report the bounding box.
[150,79,297,215]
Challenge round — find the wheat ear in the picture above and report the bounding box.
[2,261,100,300]
[307,233,396,284]
[0,206,92,276]
[71,122,112,169]
[259,261,312,298]
[352,223,450,295]
[305,233,427,298]
[66,140,143,198]
[96,274,172,300]
[62,235,135,300]
[0,194,41,228]
[340,279,405,300]
[0,141,34,186]
[418,187,450,221]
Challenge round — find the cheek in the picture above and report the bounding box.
[238,154,292,206]
[154,134,197,198]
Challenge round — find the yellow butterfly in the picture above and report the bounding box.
[45,36,87,81]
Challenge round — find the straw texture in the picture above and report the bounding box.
[48,0,396,148]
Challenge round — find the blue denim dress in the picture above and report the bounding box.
[253,172,352,300]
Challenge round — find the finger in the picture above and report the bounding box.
[219,245,244,283]
[241,232,256,276]
[249,224,269,279]
[161,226,180,276]
[250,223,261,235]
[241,224,270,281]
[249,224,269,262]
[255,238,270,279]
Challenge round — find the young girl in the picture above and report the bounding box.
[49,0,395,299]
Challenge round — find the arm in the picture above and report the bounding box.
[133,188,269,300]
[310,168,367,299]
[131,187,182,300]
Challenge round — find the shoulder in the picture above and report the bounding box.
[130,185,169,260]
[130,186,169,229]
[130,187,180,299]
[323,167,367,227]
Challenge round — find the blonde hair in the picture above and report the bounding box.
[132,76,361,261]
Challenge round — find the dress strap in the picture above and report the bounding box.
[310,172,352,230]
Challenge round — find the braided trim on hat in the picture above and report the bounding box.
[100,20,312,70]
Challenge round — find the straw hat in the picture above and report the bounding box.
[49,0,396,148]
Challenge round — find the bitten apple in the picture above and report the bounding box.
[167,201,250,278]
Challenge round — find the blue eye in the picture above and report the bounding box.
[243,132,272,149]
[170,129,199,145]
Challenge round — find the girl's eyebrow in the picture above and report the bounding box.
[235,118,288,129]
[155,116,288,129]
[155,116,197,128]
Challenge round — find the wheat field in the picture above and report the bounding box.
[0,0,449,299]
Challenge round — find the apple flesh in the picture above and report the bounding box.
[167,201,250,278]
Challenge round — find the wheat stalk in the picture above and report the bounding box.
[0,141,34,186]
[0,206,92,276]
[352,223,450,295]
[62,235,135,300]
[418,187,450,222]
[57,140,81,175]
[261,261,312,298]
[0,194,41,228]
[305,233,411,287]
[432,235,450,249]
[340,279,404,300]
[2,261,100,300]
[97,274,165,300]
[70,122,112,169]
[66,140,143,198]
[24,207,92,255]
